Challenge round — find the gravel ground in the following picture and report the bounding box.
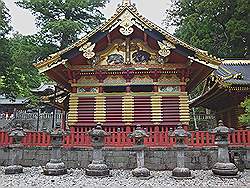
[0,167,249,188]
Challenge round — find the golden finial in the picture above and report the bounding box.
[122,0,131,6]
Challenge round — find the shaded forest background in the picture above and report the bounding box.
[0,0,249,124]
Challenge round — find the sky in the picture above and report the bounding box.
[2,0,174,35]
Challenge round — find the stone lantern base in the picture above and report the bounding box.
[43,162,67,176]
[132,167,150,177]
[5,165,23,175]
[85,163,110,177]
[212,162,238,177]
[172,167,194,179]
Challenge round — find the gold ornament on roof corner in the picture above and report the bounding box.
[79,42,96,59]
[119,10,134,36]
[158,40,176,57]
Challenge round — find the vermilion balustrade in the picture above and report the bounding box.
[0,128,249,148]
[0,131,12,146]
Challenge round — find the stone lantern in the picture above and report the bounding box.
[43,123,69,176]
[86,123,110,177]
[5,125,26,174]
[169,124,193,179]
[128,125,150,177]
[211,120,238,177]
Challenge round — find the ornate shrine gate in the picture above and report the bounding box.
[34,0,221,131]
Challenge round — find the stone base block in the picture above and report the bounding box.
[86,163,110,177]
[132,167,150,177]
[43,162,67,176]
[5,165,23,175]
[212,162,238,177]
[172,167,192,178]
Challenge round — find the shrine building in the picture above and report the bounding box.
[34,0,221,131]
[191,59,250,129]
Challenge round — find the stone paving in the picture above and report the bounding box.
[0,167,249,187]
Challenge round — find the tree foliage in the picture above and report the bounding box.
[0,34,56,98]
[0,0,11,75]
[1,0,110,100]
[16,0,109,48]
[164,0,250,58]
[0,0,11,37]
[239,98,250,125]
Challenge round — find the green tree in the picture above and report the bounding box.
[0,0,11,76]
[1,34,56,98]
[17,0,109,48]
[239,98,250,125]
[164,0,250,58]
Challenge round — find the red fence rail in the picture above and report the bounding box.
[0,128,249,148]
[0,131,12,146]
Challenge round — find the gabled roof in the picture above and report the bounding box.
[0,95,29,105]
[34,1,221,73]
[214,59,250,86]
[190,59,250,108]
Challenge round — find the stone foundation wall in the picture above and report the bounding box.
[0,147,249,170]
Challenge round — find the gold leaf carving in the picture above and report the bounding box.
[119,10,134,36]
[79,42,96,59]
[158,40,175,57]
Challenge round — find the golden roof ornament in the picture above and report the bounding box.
[122,0,131,6]
[79,42,96,59]
[158,40,176,57]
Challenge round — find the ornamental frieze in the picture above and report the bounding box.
[103,75,126,85]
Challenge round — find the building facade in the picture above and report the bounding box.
[34,0,220,130]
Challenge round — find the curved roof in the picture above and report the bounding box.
[34,1,221,72]
[215,59,250,86]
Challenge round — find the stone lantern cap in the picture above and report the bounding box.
[128,125,149,139]
[50,124,68,137]
[212,120,234,134]
[9,124,26,138]
[169,125,191,138]
[88,124,109,138]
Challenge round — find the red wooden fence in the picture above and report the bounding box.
[0,128,249,148]
[0,131,12,146]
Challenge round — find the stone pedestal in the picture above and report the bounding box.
[128,125,151,178]
[86,148,110,177]
[212,120,238,177]
[86,124,110,177]
[43,148,67,176]
[43,124,68,176]
[132,148,150,177]
[5,126,25,175]
[5,147,24,174]
[169,125,193,179]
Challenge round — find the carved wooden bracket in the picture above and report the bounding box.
[122,70,135,82]
[95,71,108,83]
[149,70,161,82]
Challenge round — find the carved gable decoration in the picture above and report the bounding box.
[132,50,151,63]
[158,40,176,57]
[107,54,124,65]
[119,10,135,36]
[79,42,96,59]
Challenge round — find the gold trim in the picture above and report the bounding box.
[94,96,106,122]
